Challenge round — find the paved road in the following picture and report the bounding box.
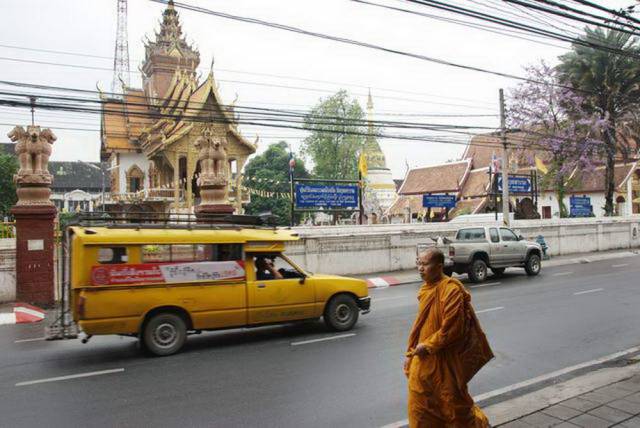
[1,255,639,427]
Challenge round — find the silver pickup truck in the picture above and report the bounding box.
[439,226,543,283]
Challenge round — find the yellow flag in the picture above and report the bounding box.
[358,152,368,177]
[535,156,548,175]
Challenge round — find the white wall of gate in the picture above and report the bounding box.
[286,217,640,276]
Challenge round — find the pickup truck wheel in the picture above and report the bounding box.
[525,253,541,276]
[491,268,506,277]
[142,313,187,357]
[468,259,488,283]
[324,294,359,332]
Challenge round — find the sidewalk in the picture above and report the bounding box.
[487,359,640,427]
[358,249,639,288]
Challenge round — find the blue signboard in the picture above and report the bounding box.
[497,176,532,193]
[295,184,359,209]
[570,196,593,217]
[422,194,457,209]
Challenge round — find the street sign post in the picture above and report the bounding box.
[570,196,593,217]
[422,194,457,209]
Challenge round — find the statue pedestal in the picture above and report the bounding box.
[10,204,57,307]
[195,181,235,222]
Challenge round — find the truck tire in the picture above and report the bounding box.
[524,253,541,276]
[142,313,187,357]
[324,294,359,332]
[491,267,506,277]
[468,258,488,283]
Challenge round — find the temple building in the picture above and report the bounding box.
[361,91,397,222]
[100,0,256,215]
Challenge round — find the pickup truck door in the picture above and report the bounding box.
[246,254,316,325]
[499,228,523,263]
[488,227,506,265]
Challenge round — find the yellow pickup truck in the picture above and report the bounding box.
[49,222,370,356]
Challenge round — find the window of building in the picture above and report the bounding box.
[542,206,552,219]
[97,247,128,264]
[126,165,144,193]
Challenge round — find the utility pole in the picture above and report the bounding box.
[499,89,510,227]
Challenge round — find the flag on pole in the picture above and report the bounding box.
[535,156,548,175]
[491,151,501,173]
[358,152,368,177]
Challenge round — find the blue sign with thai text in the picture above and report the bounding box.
[295,184,359,209]
[422,194,457,209]
[497,176,532,193]
[570,196,593,217]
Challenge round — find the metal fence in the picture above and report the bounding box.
[0,222,15,239]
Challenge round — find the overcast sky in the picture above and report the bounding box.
[0,0,633,178]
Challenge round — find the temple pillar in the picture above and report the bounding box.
[173,151,180,208]
[186,147,195,211]
[8,125,57,307]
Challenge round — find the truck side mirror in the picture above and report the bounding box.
[518,234,524,241]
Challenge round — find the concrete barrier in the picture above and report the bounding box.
[287,216,640,276]
[0,239,16,303]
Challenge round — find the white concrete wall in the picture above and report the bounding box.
[286,217,640,276]
[118,153,151,193]
[0,239,16,303]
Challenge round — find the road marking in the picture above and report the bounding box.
[612,263,629,268]
[573,288,604,296]
[476,306,504,314]
[469,282,501,289]
[14,337,45,343]
[291,333,356,346]
[373,295,409,302]
[553,271,573,277]
[15,368,125,387]
[380,345,640,428]
[0,313,16,325]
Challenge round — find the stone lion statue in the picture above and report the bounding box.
[194,128,228,186]
[8,125,56,177]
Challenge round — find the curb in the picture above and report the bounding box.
[0,303,46,326]
[366,276,405,289]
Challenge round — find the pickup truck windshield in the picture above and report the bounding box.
[456,228,486,241]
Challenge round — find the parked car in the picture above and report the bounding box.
[437,226,543,283]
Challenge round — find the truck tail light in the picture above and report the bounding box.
[449,246,455,257]
[77,295,86,319]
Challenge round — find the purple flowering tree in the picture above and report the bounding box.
[508,62,604,217]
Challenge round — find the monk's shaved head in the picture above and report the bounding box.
[417,247,445,283]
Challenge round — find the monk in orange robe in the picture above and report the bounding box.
[404,248,492,428]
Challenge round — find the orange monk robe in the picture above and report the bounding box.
[406,276,489,428]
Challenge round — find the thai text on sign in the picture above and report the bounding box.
[295,184,359,208]
[90,261,245,286]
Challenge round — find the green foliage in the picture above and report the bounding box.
[302,90,366,180]
[0,153,18,218]
[243,142,310,225]
[557,28,640,215]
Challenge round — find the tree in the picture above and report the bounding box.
[0,152,18,218]
[508,61,604,217]
[243,141,310,226]
[557,28,640,216]
[302,90,366,179]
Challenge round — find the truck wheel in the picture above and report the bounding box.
[468,259,488,283]
[324,294,359,332]
[142,313,187,357]
[524,253,541,276]
[491,268,506,277]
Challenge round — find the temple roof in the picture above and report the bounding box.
[398,159,471,195]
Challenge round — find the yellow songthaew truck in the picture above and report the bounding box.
[48,219,370,356]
